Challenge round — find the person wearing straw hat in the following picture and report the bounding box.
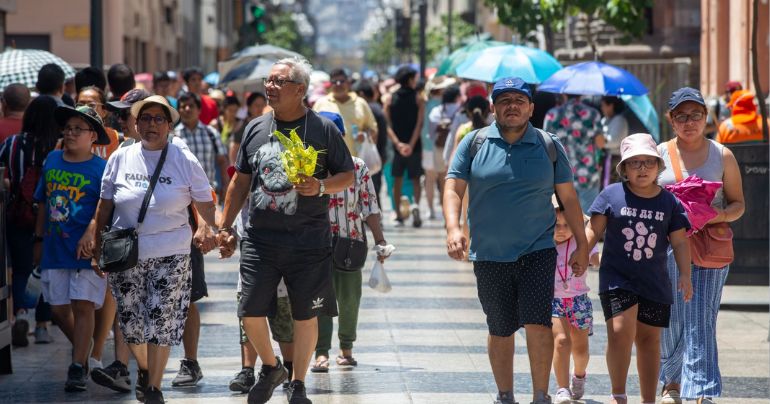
[91,95,218,404]
[31,104,110,392]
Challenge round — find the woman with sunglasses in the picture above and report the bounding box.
[92,95,218,404]
[657,88,745,404]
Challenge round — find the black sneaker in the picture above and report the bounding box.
[282,361,293,390]
[229,367,255,393]
[64,363,87,392]
[412,206,422,228]
[11,319,29,347]
[144,386,165,404]
[171,358,203,387]
[288,380,312,404]
[91,360,132,393]
[247,357,288,404]
[135,369,149,402]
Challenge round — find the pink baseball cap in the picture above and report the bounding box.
[616,133,665,177]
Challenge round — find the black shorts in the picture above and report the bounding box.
[190,243,208,303]
[238,238,337,321]
[391,150,423,179]
[599,289,671,328]
[473,248,557,337]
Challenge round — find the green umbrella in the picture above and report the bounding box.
[436,40,508,76]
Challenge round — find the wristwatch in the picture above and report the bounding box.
[318,179,326,197]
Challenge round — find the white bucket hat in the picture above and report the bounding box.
[616,133,666,178]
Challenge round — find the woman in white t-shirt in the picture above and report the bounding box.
[92,95,217,403]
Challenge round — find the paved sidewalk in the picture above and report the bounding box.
[1,215,768,403]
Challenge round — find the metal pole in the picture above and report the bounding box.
[419,0,427,78]
[90,0,103,68]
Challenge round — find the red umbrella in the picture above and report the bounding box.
[664,175,722,235]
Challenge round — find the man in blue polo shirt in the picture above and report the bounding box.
[444,77,589,404]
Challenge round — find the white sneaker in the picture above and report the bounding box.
[660,389,682,404]
[553,387,572,404]
[571,374,586,399]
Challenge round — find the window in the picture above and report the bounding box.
[5,34,50,51]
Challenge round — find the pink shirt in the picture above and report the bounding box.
[553,237,600,299]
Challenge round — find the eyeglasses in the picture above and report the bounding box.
[62,126,93,136]
[263,77,300,87]
[138,114,168,125]
[625,158,659,170]
[672,112,704,123]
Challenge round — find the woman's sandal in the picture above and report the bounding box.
[310,357,329,373]
[336,355,358,367]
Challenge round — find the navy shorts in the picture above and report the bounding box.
[599,288,671,328]
[473,248,557,336]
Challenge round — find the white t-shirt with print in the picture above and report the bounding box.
[101,142,213,260]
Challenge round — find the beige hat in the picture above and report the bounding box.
[425,76,457,93]
[616,133,665,178]
[130,95,180,124]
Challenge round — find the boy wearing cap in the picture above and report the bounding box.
[445,77,589,404]
[32,105,110,392]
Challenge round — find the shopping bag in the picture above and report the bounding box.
[368,260,392,293]
[358,136,382,175]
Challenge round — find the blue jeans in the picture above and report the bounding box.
[8,228,51,321]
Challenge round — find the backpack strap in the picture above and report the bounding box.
[204,125,223,155]
[535,128,558,169]
[469,127,489,160]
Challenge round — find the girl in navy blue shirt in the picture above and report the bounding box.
[586,133,692,404]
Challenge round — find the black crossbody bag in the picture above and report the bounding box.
[99,144,168,273]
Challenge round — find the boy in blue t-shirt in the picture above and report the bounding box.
[32,105,110,392]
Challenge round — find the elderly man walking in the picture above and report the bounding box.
[444,78,589,404]
[217,57,354,404]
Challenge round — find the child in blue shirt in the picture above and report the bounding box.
[586,133,692,404]
[33,105,110,392]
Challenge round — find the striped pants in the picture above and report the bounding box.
[659,248,729,399]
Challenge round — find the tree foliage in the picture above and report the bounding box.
[484,0,652,53]
[237,11,314,58]
[364,29,397,69]
[411,13,478,63]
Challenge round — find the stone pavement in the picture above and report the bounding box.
[1,215,768,403]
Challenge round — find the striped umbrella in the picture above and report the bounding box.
[0,49,76,90]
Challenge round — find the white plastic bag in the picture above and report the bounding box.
[358,136,382,175]
[368,260,392,293]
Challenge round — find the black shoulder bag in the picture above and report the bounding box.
[331,190,368,272]
[99,144,169,273]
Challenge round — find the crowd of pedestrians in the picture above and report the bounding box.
[0,50,758,404]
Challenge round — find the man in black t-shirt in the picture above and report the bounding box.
[217,58,354,404]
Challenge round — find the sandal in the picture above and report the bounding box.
[310,357,329,373]
[336,355,357,367]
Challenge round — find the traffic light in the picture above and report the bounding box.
[251,4,267,34]
[395,14,411,49]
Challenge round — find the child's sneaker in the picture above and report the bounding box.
[571,374,586,399]
[554,388,572,404]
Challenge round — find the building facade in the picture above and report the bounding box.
[4,0,235,73]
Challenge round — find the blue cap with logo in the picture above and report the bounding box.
[668,87,706,111]
[491,77,532,103]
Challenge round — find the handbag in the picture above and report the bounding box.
[98,144,168,273]
[667,141,734,268]
[358,135,382,175]
[331,189,368,271]
[434,105,459,148]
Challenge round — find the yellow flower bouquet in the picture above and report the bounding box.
[273,127,321,184]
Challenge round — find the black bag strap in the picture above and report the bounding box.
[469,126,557,171]
[138,143,169,225]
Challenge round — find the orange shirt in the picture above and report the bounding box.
[91,127,120,159]
[716,117,767,144]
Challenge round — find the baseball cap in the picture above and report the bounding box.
[318,111,345,136]
[616,133,665,178]
[667,87,706,111]
[54,105,111,145]
[107,88,152,110]
[491,77,531,103]
[724,80,742,92]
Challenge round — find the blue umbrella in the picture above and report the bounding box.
[621,94,660,141]
[204,71,219,86]
[455,45,562,84]
[538,61,648,96]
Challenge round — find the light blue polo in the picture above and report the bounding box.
[447,122,573,262]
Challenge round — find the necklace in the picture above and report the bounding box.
[557,239,571,290]
[271,109,309,144]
